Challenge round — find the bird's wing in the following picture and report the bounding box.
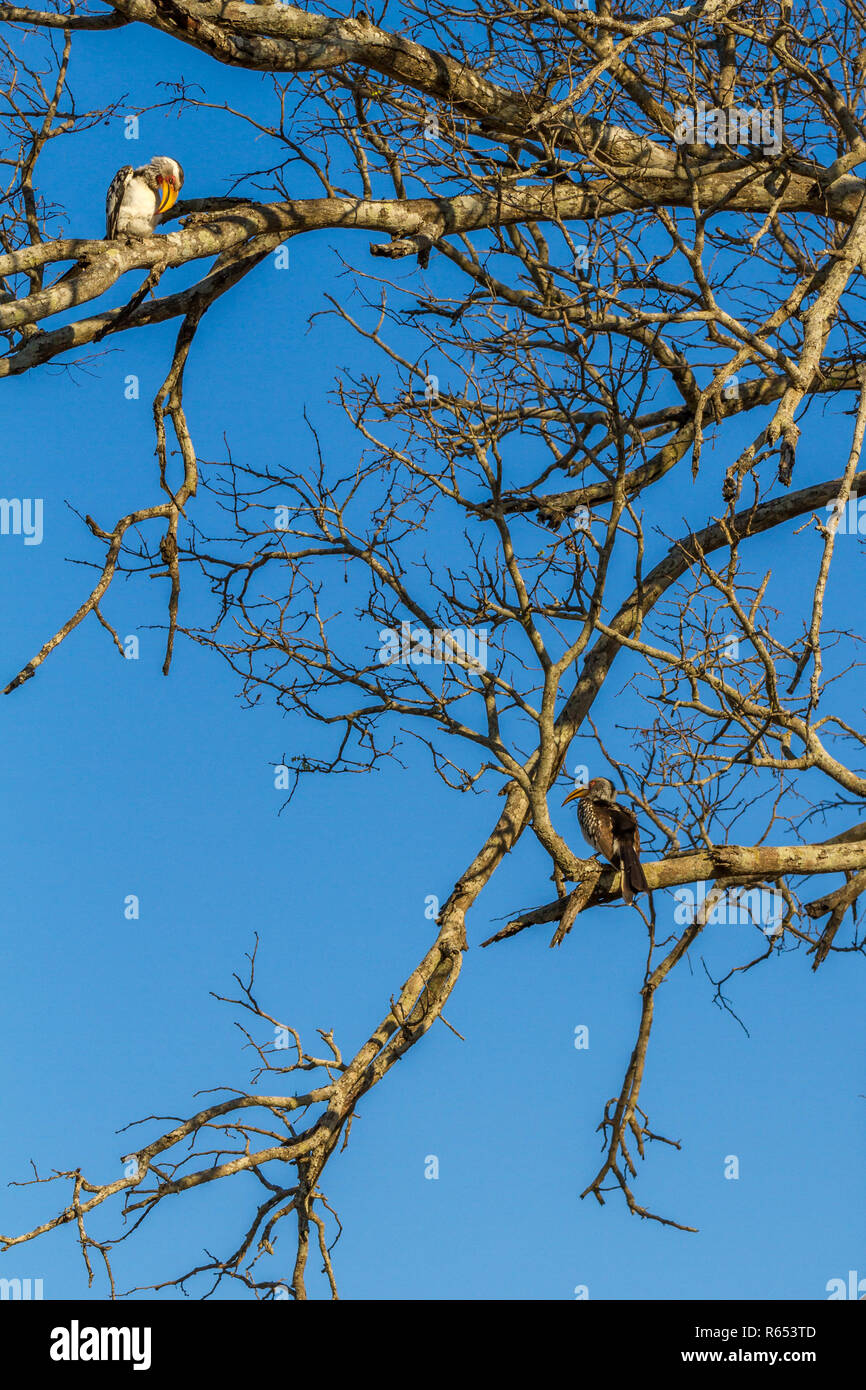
[105,166,134,239]
[588,803,617,865]
[608,802,648,897]
[608,802,639,842]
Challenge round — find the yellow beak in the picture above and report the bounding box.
[157,179,179,214]
[562,788,588,806]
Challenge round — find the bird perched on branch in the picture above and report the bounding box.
[105,157,184,238]
[562,777,649,905]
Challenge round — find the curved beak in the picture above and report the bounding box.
[562,788,588,806]
[157,179,179,214]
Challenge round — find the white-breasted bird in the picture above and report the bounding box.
[105,156,184,238]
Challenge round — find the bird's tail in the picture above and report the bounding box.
[616,840,648,905]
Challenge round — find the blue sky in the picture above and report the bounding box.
[1,11,864,1301]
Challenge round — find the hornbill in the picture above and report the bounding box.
[562,777,649,905]
[51,156,185,289]
[105,156,184,238]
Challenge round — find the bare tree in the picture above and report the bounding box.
[2,0,865,1294]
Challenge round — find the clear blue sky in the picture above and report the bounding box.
[1,13,863,1301]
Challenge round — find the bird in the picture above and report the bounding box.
[562,776,649,905]
[105,156,184,239]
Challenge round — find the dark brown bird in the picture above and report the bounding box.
[562,777,649,905]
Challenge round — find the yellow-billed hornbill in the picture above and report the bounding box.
[562,777,649,905]
[105,156,184,238]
